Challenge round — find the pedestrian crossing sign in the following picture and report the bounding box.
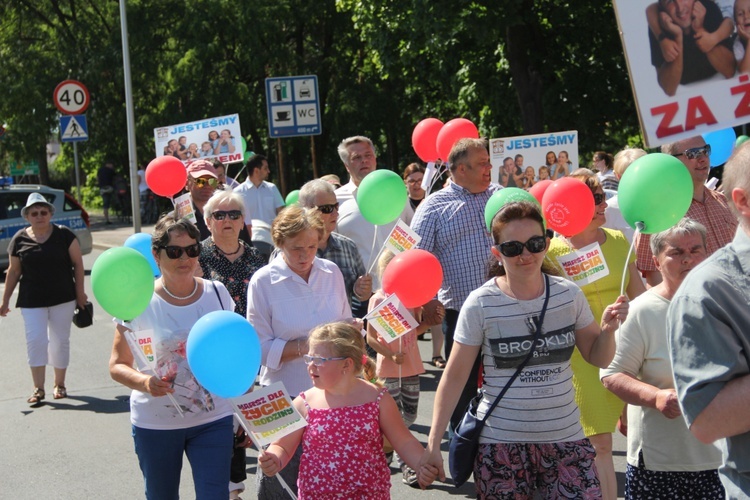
[60,114,88,142]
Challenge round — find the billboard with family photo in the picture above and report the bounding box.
[613,0,750,147]
[153,113,243,164]
[489,130,579,187]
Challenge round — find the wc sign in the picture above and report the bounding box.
[265,75,322,138]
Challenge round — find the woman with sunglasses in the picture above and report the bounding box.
[247,205,354,499]
[291,179,371,305]
[109,214,237,499]
[420,201,628,498]
[547,173,646,500]
[1,193,87,405]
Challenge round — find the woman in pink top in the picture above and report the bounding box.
[367,250,428,487]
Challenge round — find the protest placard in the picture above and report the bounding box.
[384,219,421,255]
[612,0,746,147]
[233,382,307,447]
[174,192,196,224]
[364,293,420,343]
[552,241,611,286]
[154,113,243,164]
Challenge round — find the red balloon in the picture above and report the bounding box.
[145,156,188,197]
[412,118,444,162]
[541,178,595,237]
[435,118,479,162]
[528,180,553,204]
[382,249,443,308]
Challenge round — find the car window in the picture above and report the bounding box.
[0,193,28,220]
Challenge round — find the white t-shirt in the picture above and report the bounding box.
[601,290,722,471]
[455,275,594,444]
[119,280,235,430]
[235,180,285,225]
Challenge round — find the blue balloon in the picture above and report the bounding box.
[187,311,261,398]
[124,232,160,278]
[702,127,736,167]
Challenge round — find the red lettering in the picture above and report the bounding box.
[651,102,683,138]
[684,96,717,131]
[731,74,750,118]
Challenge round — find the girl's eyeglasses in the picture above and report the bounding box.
[160,243,201,259]
[496,235,547,258]
[303,354,346,367]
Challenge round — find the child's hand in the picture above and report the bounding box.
[258,451,281,477]
[391,352,404,365]
[418,463,439,489]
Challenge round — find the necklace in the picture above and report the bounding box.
[162,278,198,300]
[216,240,242,256]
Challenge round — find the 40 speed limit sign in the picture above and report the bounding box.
[53,80,90,115]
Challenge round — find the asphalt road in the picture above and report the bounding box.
[0,226,626,499]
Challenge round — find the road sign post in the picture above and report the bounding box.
[59,114,89,201]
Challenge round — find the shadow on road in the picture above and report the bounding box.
[40,394,131,414]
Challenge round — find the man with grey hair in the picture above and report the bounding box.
[334,136,405,316]
[411,137,500,430]
[635,135,737,286]
[668,142,750,497]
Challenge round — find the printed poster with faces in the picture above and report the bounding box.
[553,241,610,286]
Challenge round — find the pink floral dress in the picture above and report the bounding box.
[297,387,390,499]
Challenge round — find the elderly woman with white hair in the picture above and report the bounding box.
[1,193,87,405]
[274,179,372,305]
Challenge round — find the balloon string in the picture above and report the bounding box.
[365,225,383,276]
[426,162,448,196]
[232,405,298,500]
[620,222,644,297]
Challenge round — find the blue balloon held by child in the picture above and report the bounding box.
[187,311,261,399]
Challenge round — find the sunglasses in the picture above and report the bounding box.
[29,210,50,217]
[193,177,218,188]
[496,235,547,258]
[593,192,606,205]
[673,145,711,160]
[211,210,242,221]
[316,203,339,214]
[159,243,202,259]
[303,354,346,367]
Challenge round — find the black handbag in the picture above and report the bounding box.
[448,275,550,487]
[72,301,94,328]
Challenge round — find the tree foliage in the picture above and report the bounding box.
[0,0,640,201]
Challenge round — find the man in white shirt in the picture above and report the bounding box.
[235,154,285,236]
[334,136,401,316]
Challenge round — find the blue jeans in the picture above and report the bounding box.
[132,415,233,500]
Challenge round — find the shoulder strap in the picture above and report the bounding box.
[210,280,225,310]
[480,274,551,424]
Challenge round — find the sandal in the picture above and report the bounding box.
[53,385,67,399]
[27,388,45,405]
[431,356,447,369]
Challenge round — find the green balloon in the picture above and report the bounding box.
[484,188,539,231]
[92,247,155,320]
[244,151,254,163]
[618,153,693,234]
[241,137,248,154]
[285,189,300,206]
[356,170,408,225]
[736,135,750,147]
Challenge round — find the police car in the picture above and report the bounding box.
[0,184,93,269]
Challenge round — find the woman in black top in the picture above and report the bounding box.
[1,193,87,405]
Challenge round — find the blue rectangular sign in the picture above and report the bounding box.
[265,75,321,138]
[60,114,89,143]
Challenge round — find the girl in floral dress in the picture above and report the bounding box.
[258,322,438,499]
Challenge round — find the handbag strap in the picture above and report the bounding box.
[480,273,551,425]
[211,280,225,310]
